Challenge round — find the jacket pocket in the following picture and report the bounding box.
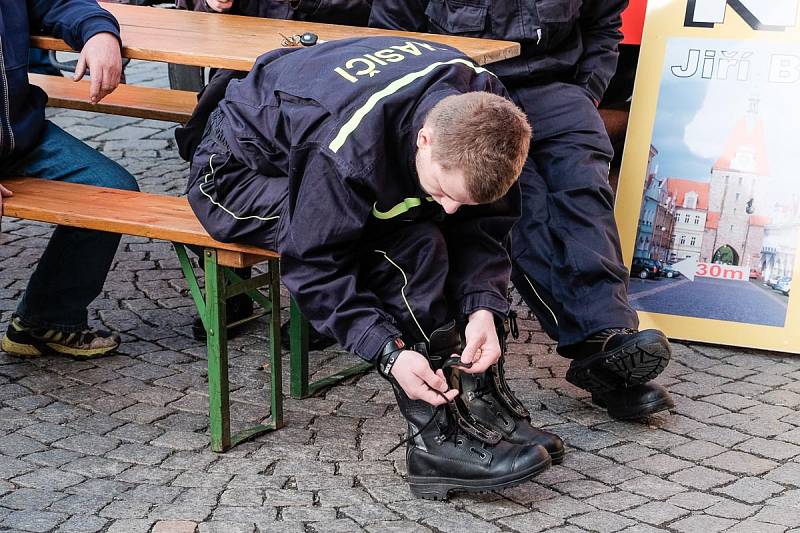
[425,0,489,35]
[535,0,580,23]
[534,0,581,48]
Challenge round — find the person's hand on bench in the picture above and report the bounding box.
[0,183,12,234]
[74,32,123,105]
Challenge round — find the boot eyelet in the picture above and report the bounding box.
[469,447,486,459]
[456,439,464,446]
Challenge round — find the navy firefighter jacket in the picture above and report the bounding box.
[369,0,627,104]
[212,37,520,362]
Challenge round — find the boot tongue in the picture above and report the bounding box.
[427,320,461,369]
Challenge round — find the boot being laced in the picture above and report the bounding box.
[452,312,565,463]
[377,322,550,500]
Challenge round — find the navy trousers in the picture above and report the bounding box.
[508,82,638,352]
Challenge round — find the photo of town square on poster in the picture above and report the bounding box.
[615,0,800,352]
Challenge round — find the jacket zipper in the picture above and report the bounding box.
[0,35,15,157]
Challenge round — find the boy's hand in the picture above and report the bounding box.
[391,350,458,406]
[73,32,122,104]
[205,0,234,11]
[459,309,501,373]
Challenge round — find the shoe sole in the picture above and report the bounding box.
[1,335,117,360]
[1,336,43,357]
[408,455,551,500]
[594,394,676,420]
[566,330,671,395]
[549,448,565,465]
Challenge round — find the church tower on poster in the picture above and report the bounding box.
[700,97,770,268]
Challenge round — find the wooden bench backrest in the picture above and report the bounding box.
[30,74,197,123]
[2,178,277,268]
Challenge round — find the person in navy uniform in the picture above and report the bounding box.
[186,36,564,499]
[369,1,674,421]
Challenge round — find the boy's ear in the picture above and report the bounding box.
[417,126,433,149]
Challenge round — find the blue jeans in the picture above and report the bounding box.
[2,121,139,331]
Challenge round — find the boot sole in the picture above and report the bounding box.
[408,455,551,500]
[566,330,671,395]
[593,394,676,420]
[549,448,565,465]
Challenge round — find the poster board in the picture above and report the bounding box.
[615,0,800,353]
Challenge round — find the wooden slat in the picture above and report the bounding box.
[2,178,277,266]
[31,3,519,70]
[29,73,197,123]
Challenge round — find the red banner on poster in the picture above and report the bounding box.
[621,0,647,44]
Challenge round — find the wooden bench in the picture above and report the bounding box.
[30,73,197,123]
[3,177,283,452]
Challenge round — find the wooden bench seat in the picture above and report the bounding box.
[30,73,197,123]
[3,177,282,452]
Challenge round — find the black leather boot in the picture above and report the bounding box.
[592,382,674,419]
[563,328,671,396]
[452,317,565,464]
[380,322,551,500]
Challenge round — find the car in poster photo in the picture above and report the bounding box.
[661,262,682,279]
[631,257,662,279]
[774,277,792,296]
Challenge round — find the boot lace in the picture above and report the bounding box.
[384,359,481,457]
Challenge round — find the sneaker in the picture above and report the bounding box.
[563,328,671,395]
[1,315,120,359]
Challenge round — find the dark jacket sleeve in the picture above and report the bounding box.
[281,150,404,362]
[368,0,430,32]
[27,0,121,50]
[291,0,372,25]
[575,0,627,103]
[440,183,520,319]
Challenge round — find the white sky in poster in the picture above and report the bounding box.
[652,38,800,212]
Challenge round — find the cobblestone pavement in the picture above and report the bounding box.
[2,60,800,533]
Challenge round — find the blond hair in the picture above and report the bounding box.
[425,92,531,203]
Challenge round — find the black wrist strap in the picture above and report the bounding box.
[376,337,406,378]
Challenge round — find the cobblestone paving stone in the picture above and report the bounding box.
[1,60,800,532]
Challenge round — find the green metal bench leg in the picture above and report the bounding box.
[174,244,283,452]
[289,298,309,399]
[289,298,372,399]
[203,249,231,452]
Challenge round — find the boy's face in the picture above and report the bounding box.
[415,126,476,215]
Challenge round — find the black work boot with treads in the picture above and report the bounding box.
[451,316,565,463]
[563,328,673,418]
[379,322,550,500]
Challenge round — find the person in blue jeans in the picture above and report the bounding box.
[0,0,139,359]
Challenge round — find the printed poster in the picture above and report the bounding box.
[615,0,800,352]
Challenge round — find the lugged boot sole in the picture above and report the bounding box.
[408,455,551,500]
[566,330,671,395]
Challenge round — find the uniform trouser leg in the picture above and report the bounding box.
[508,82,639,351]
[358,222,451,343]
[186,137,288,249]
